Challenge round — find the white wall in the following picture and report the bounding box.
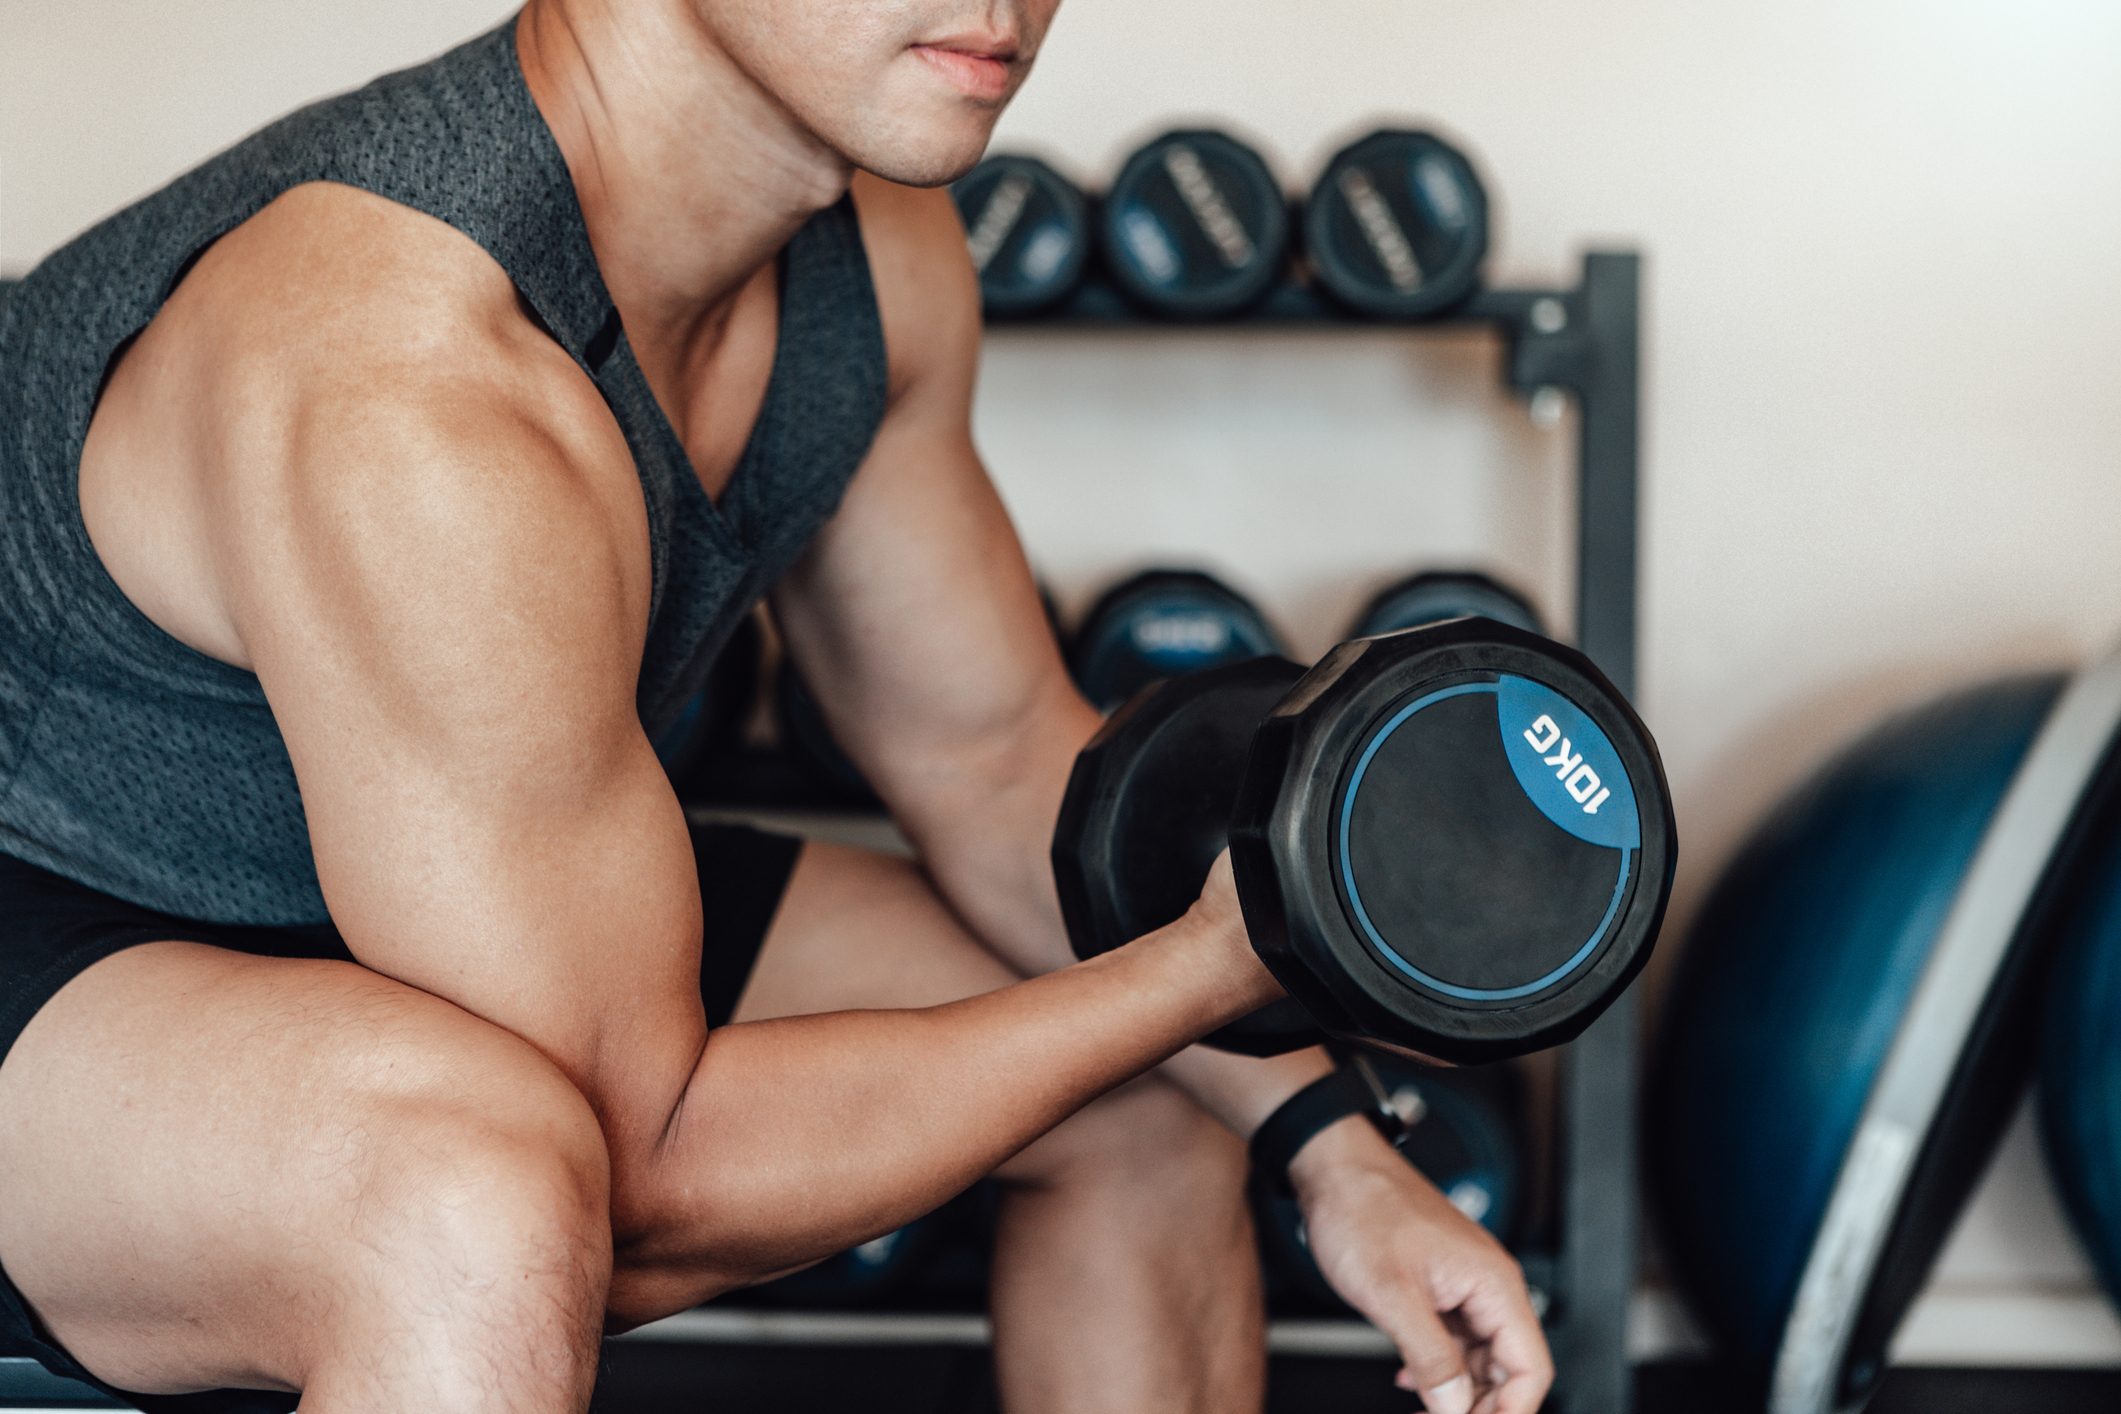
[7,0,2121,1363]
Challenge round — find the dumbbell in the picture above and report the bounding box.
[1072,569,1285,713]
[952,154,1092,318]
[1100,129,1291,320]
[1304,129,1490,321]
[781,585,1070,797]
[1259,1057,1525,1306]
[1052,617,1675,1062]
[654,612,764,801]
[1352,569,1544,640]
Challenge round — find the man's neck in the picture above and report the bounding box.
[515,0,851,366]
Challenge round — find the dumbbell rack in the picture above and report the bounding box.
[683,252,1647,1414]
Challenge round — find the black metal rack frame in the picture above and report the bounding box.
[980,252,1648,1414]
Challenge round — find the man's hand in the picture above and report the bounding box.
[1197,853,1549,1412]
[1290,1115,1553,1414]
[1188,849,1248,946]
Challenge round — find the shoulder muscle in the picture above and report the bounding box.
[174,185,651,786]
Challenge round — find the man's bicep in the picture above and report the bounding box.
[231,382,705,1094]
[774,182,1080,805]
[772,404,1076,805]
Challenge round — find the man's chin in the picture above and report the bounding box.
[852,144,990,189]
[832,106,1002,189]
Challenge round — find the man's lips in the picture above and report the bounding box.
[912,42,1018,102]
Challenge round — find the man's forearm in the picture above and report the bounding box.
[906,694,1338,1140]
[605,907,1279,1323]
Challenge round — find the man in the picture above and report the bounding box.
[0,3,1551,1412]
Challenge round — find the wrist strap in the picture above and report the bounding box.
[1249,1064,1402,1198]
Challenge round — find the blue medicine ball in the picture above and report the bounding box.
[2039,820,2121,1307]
[1649,674,2063,1367]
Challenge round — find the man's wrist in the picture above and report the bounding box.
[1285,1105,1401,1198]
[1249,1063,1412,1198]
[1166,905,1283,1018]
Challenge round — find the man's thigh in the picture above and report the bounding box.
[0,938,597,1404]
[728,840,1229,1188]
[728,839,1023,1022]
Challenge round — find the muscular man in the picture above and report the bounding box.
[0,3,1550,1412]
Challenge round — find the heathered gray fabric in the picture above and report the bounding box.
[0,20,887,925]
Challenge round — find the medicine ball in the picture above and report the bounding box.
[1650,655,2121,1414]
[2039,815,2121,1308]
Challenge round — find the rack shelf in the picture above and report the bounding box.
[983,272,1571,330]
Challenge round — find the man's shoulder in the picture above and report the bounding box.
[848,174,980,401]
[158,182,640,595]
[164,181,624,491]
[175,184,567,400]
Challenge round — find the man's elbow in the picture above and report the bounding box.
[580,1026,708,1247]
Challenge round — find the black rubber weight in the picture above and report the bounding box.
[952,153,1092,318]
[1071,568,1285,712]
[1352,569,1544,640]
[1100,129,1290,320]
[1304,128,1490,321]
[1232,620,1675,1062]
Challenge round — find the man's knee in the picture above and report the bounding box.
[1009,1078,1245,1200]
[331,1050,614,1356]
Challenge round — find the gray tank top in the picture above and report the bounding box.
[0,20,888,925]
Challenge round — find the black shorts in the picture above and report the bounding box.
[0,821,803,1413]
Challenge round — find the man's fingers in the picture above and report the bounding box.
[1376,1293,1476,1414]
[1487,1369,1554,1414]
[1452,1273,1554,1414]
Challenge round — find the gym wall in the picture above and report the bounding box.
[7,0,2121,1367]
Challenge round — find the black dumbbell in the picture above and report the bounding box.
[781,586,1069,797]
[1071,569,1284,713]
[952,154,1093,319]
[1100,129,1291,320]
[1052,618,1675,1062]
[655,612,764,801]
[1353,569,1544,640]
[1304,129,1490,321]
[1259,1057,1525,1306]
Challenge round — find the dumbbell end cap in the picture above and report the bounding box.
[1233,621,1676,1063]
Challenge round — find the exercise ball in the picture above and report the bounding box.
[1649,674,2064,1374]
